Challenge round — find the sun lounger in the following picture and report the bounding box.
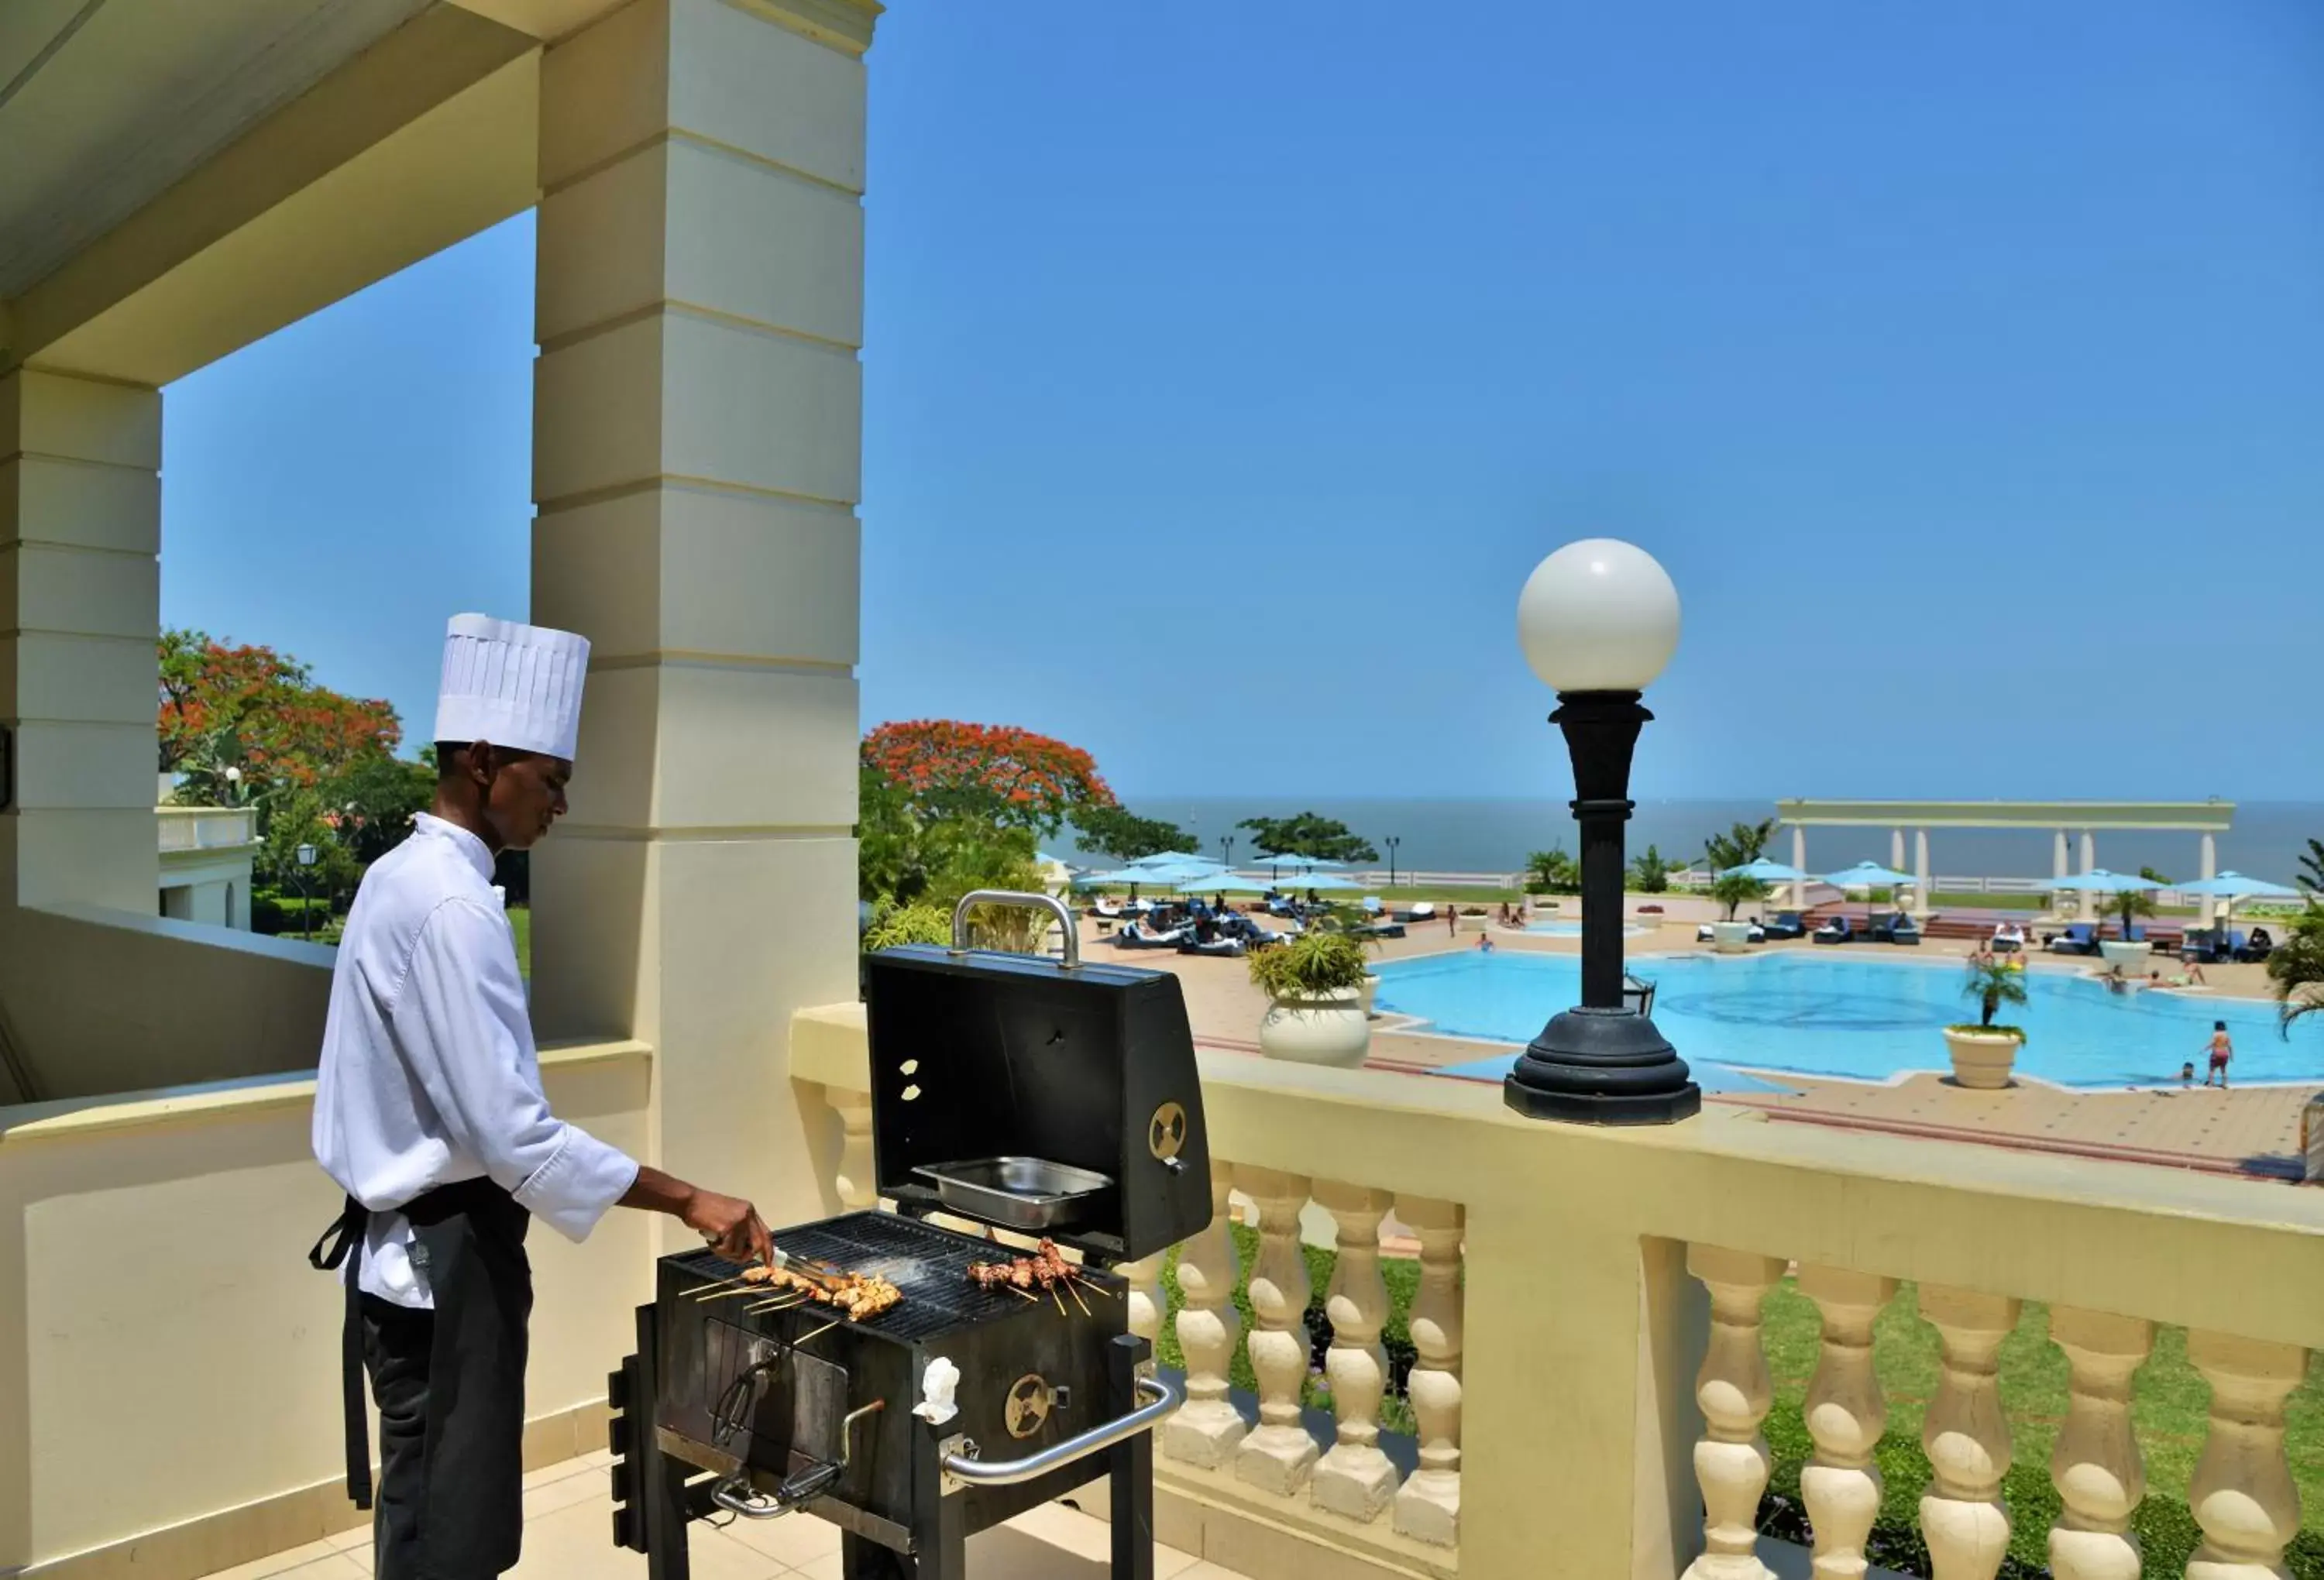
[1177,936,1246,958]
[1088,898,1125,919]
[1882,912,1922,946]
[1762,911,1807,940]
[1696,920,1766,943]
[1112,922,1190,950]
[1812,915,1854,945]
[1992,923,2026,953]
[2047,923,2099,956]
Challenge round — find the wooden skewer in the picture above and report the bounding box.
[1069,1274,1115,1300]
[1050,1283,1067,1316]
[794,1320,840,1347]
[1064,1276,1092,1317]
[698,1285,777,1302]
[744,1296,810,1314]
[1002,1283,1038,1302]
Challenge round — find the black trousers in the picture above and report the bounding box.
[351,1187,535,1580]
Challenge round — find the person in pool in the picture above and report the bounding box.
[2180,1060,2196,1088]
[2203,1021,2233,1088]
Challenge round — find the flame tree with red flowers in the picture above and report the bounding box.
[860,720,1116,836]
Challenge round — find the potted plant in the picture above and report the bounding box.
[1707,872,1767,953]
[2265,905,2324,1181]
[1944,955,2029,1088]
[1249,932,1373,1066]
[1325,905,1389,1018]
[2098,875,2161,977]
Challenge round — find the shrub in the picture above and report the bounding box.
[1248,932,1369,998]
[861,902,951,953]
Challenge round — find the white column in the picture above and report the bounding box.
[1917,1286,2021,1580]
[2054,830,2071,880]
[1236,1166,1318,1495]
[1914,830,1931,915]
[1890,829,1906,871]
[0,369,163,913]
[1311,1182,1400,1521]
[827,1088,875,1211]
[1683,1245,1786,1580]
[2080,830,2096,873]
[530,0,877,1231]
[1798,1266,1897,1580]
[2046,1307,2151,1580]
[2185,1331,2307,1578]
[2200,833,2219,924]
[1393,1195,1463,1547]
[1162,1161,1245,1466]
[1792,826,1807,907]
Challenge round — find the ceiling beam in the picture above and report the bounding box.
[5,4,539,385]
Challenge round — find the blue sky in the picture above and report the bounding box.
[162,0,2324,803]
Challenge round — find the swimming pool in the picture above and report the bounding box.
[1374,950,2322,1088]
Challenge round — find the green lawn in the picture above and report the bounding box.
[1154,1242,2323,1576]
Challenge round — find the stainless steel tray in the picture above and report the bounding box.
[910,1156,1116,1232]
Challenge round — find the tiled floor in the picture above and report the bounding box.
[194,1451,1243,1580]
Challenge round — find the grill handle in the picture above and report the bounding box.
[938,1369,1182,1488]
[948,889,1081,970]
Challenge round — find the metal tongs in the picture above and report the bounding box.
[768,1245,851,1287]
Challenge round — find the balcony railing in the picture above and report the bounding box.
[792,1001,2324,1579]
[156,805,258,853]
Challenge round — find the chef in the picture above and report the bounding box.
[310,614,772,1578]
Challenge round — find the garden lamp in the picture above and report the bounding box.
[1505,538,1700,1125]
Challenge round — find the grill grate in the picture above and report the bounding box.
[672,1211,1033,1342]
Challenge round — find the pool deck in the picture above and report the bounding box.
[1080,912,2317,1181]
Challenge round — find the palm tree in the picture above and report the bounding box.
[1703,818,1777,874]
[2299,838,2324,895]
[1709,871,1768,922]
[1961,956,2030,1032]
[2267,905,2324,1038]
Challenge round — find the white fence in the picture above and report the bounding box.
[156,806,258,853]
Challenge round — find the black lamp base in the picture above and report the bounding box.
[1503,1006,1702,1125]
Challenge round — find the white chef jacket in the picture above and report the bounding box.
[313,813,639,1308]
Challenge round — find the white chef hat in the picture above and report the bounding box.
[432,614,590,761]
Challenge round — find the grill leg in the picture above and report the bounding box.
[1107,1334,1154,1580]
[635,1302,693,1580]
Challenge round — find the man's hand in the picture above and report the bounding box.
[620,1165,772,1266]
[683,1188,772,1267]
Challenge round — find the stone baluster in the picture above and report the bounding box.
[2046,1308,2153,1580]
[1683,1246,1786,1580]
[1917,1286,2021,1580]
[828,1087,875,1211]
[1115,1250,1165,1351]
[2185,1331,2309,1579]
[1236,1166,1318,1496]
[1311,1182,1399,1521]
[1162,1161,1245,1467]
[1392,1195,1463,1547]
[1798,1266,1897,1580]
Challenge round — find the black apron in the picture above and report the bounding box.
[310,1179,533,1579]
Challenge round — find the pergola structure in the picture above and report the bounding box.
[1775,798,2236,915]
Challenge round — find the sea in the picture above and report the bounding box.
[1052,798,2324,888]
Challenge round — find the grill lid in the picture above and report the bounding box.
[862,891,1211,1263]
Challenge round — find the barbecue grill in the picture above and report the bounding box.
[608,891,1210,1578]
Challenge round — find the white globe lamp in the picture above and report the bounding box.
[1515,538,1681,694]
[1504,537,1700,1126]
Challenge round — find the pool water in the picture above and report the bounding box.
[1375,950,2323,1088]
[1521,920,1650,938]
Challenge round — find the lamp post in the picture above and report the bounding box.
[1220,834,1235,871]
[1385,836,1401,888]
[1504,539,1700,1125]
[295,841,318,943]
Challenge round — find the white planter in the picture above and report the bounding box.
[1259,988,1371,1067]
[1942,1028,2023,1090]
[2098,940,2149,977]
[1454,912,1490,935]
[1710,920,1756,954]
[1360,973,1380,1019]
